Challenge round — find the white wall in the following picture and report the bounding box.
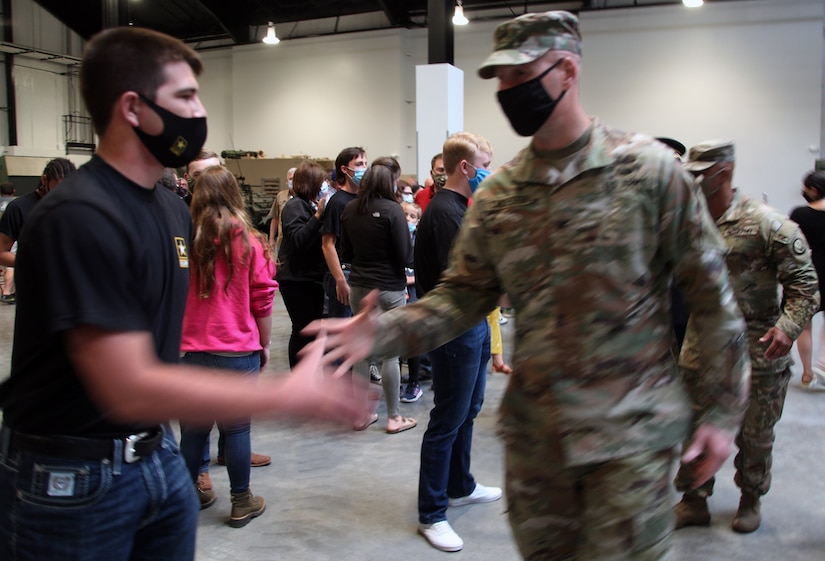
[0,0,85,159]
[579,0,823,216]
[198,0,822,217]
[3,0,822,215]
[200,29,416,172]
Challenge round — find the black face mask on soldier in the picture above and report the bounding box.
[497,58,567,137]
[134,94,208,168]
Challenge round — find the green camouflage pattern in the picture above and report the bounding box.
[680,191,819,374]
[507,435,675,559]
[374,119,750,467]
[733,368,791,495]
[682,139,735,173]
[478,11,581,79]
[676,367,791,497]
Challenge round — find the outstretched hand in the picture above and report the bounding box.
[278,335,368,424]
[303,289,381,377]
[681,423,733,489]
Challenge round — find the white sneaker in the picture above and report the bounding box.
[418,520,464,552]
[448,483,502,507]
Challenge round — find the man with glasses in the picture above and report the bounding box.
[309,12,749,559]
[673,140,818,534]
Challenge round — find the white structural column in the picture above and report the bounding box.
[821,0,825,161]
[415,63,464,183]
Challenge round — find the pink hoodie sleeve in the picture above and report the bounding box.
[248,236,278,318]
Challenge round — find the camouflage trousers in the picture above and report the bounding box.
[505,433,675,561]
[675,367,791,497]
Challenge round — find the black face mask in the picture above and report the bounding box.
[497,58,566,137]
[134,94,207,168]
[802,190,816,203]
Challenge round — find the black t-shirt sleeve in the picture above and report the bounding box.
[35,201,149,334]
[0,198,25,240]
[322,191,343,238]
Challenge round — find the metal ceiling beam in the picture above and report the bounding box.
[102,0,129,28]
[427,0,454,65]
[197,0,252,44]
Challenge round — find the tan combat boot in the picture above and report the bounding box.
[229,489,266,528]
[673,494,710,529]
[731,492,761,533]
[196,472,216,510]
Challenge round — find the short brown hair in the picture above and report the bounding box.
[81,27,202,135]
[187,150,220,174]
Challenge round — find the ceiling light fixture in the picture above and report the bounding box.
[683,0,703,7]
[262,22,280,45]
[452,1,469,26]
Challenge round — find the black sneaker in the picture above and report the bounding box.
[1,294,15,305]
[401,383,423,403]
[369,363,382,384]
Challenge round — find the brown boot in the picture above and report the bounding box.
[731,492,761,533]
[196,472,217,510]
[229,489,266,528]
[216,452,272,467]
[673,494,710,529]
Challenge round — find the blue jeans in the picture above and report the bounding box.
[323,270,352,319]
[418,320,491,524]
[0,425,198,561]
[179,352,260,494]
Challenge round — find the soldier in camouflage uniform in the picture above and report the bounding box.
[309,12,750,560]
[674,140,819,534]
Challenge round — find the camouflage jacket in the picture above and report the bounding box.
[681,191,819,375]
[374,120,749,466]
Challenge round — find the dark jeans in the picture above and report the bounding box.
[279,279,325,368]
[180,352,260,494]
[0,425,198,561]
[323,270,352,319]
[418,320,491,524]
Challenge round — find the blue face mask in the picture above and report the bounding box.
[402,194,414,203]
[467,164,491,193]
[348,167,366,186]
[408,222,417,234]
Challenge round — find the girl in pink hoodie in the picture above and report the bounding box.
[179,165,277,528]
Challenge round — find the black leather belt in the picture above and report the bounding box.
[341,263,352,271]
[8,428,163,464]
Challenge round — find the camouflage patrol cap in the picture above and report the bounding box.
[682,140,736,172]
[477,11,581,80]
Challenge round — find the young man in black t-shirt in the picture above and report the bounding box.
[413,132,501,553]
[321,146,366,319]
[0,27,361,561]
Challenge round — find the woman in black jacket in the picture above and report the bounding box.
[276,160,330,367]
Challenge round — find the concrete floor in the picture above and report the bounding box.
[0,294,823,560]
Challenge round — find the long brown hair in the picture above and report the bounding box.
[356,156,400,214]
[190,166,270,297]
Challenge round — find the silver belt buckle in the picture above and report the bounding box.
[124,432,149,463]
